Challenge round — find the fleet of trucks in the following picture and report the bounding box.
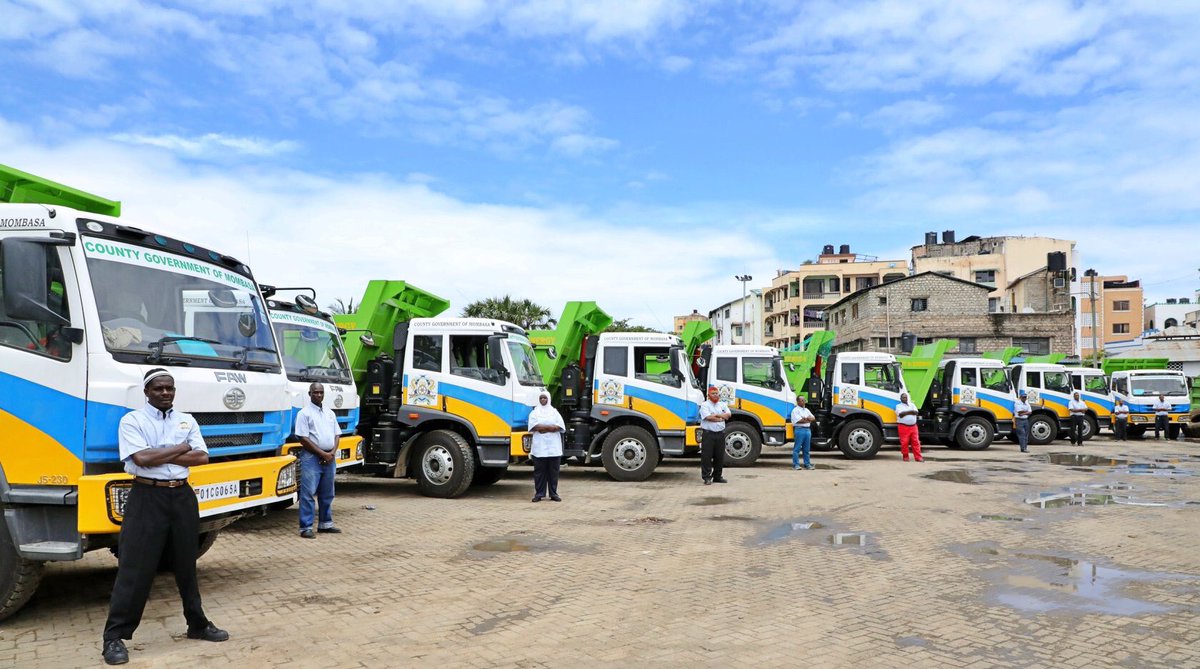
[0,164,298,621]
[1105,361,1191,438]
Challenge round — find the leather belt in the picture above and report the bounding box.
[134,476,188,488]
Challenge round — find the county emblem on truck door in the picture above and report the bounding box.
[409,376,437,406]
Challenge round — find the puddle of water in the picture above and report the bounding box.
[691,496,734,506]
[997,554,1177,615]
[751,520,887,559]
[1119,463,1192,476]
[707,515,758,522]
[473,540,530,552]
[758,520,825,543]
[980,514,1025,522]
[1043,453,1127,467]
[1025,490,1167,508]
[924,469,978,484]
[829,533,867,546]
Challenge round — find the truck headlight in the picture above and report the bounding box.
[356,441,364,461]
[276,461,298,496]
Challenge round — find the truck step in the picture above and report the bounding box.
[19,541,81,559]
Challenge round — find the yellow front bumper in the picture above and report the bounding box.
[282,435,365,469]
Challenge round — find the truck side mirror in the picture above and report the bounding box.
[1,239,69,326]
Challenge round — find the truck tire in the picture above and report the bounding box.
[157,530,222,572]
[0,518,44,622]
[601,426,660,482]
[1028,415,1057,445]
[1127,425,1145,439]
[414,430,475,498]
[956,416,994,450]
[723,421,762,467]
[1080,416,1099,441]
[471,466,508,487]
[837,420,883,459]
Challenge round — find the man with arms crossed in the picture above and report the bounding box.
[895,392,923,462]
[699,386,731,485]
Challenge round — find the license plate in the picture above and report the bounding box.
[195,481,240,503]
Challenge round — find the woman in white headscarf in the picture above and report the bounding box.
[527,390,565,502]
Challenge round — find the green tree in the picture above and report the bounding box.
[461,296,557,329]
[326,298,357,315]
[605,317,659,333]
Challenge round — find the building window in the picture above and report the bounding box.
[733,325,743,338]
[1112,300,1129,312]
[851,304,859,318]
[724,308,730,318]
[856,277,875,291]
[911,298,928,312]
[1112,323,1129,334]
[958,338,977,353]
[878,296,887,306]
[1012,337,1050,356]
[843,277,851,293]
[988,297,1000,313]
[828,278,839,293]
[1165,318,1178,328]
[974,270,996,286]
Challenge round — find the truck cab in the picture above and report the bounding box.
[0,174,296,621]
[1109,368,1190,438]
[698,345,792,466]
[926,357,1014,449]
[266,291,364,469]
[1069,367,1113,439]
[801,351,906,459]
[1008,362,1074,444]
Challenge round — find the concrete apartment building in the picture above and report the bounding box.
[911,231,1077,313]
[827,272,1075,356]
[1144,296,1196,332]
[709,289,763,345]
[763,244,907,349]
[673,309,707,335]
[1078,274,1144,357]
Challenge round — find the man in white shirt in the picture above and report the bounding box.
[1111,398,1130,441]
[1013,391,1033,453]
[1067,391,1088,445]
[102,369,228,666]
[790,395,816,470]
[1152,394,1172,440]
[699,386,731,485]
[894,392,922,462]
[295,383,342,538]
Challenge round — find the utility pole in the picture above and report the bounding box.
[735,274,752,344]
[1086,269,1099,367]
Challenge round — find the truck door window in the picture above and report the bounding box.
[1084,375,1109,393]
[602,346,628,377]
[981,369,1011,392]
[1113,377,1127,394]
[863,362,898,391]
[960,367,978,387]
[0,246,72,361]
[1026,371,1040,388]
[1071,375,1082,390]
[1043,371,1071,393]
[840,362,860,385]
[633,346,677,386]
[412,334,442,372]
[449,335,502,384]
[715,357,737,382]
[741,357,777,389]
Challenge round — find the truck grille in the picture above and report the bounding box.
[193,412,266,425]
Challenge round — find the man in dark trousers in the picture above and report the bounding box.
[699,385,731,485]
[102,369,228,665]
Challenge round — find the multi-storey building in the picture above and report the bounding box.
[1145,296,1196,332]
[1079,274,1143,357]
[708,289,763,345]
[673,309,707,335]
[763,244,907,349]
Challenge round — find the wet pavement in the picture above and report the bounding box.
[2,437,1198,668]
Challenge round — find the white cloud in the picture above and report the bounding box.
[661,55,693,73]
[863,98,949,129]
[550,133,619,157]
[109,132,300,158]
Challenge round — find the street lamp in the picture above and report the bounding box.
[735,274,753,344]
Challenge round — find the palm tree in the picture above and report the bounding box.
[327,298,357,315]
[461,296,556,329]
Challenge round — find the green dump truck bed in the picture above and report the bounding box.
[333,280,450,387]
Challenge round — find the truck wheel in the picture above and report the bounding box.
[837,420,882,459]
[601,426,660,482]
[157,530,221,572]
[0,518,44,622]
[414,430,475,498]
[1127,425,1145,439]
[1028,416,1057,445]
[471,466,508,487]
[196,530,219,559]
[723,421,762,467]
[956,417,994,451]
[1080,416,1099,441]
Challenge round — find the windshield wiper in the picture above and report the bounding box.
[299,366,350,382]
[234,345,279,371]
[147,336,221,364]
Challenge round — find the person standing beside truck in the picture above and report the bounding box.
[1112,398,1130,441]
[699,386,731,485]
[295,383,342,538]
[528,390,566,502]
[1014,391,1032,453]
[1068,391,1087,445]
[102,369,229,666]
[790,395,815,470]
[895,392,923,462]
[1152,394,1172,440]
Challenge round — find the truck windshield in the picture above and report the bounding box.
[1130,376,1188,397]
[981,368,1011,392]
[1043,371,1071,393]
[271,317,350,384]
[507,339,544,386]
[85,238,278,370]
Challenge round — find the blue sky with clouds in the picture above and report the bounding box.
[3,1,1198,327]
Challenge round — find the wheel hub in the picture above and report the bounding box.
[422,445,455,485]
[613,438,647,471]
[963,424,987,445]
[847,428,873,453]
[725,432,751,459]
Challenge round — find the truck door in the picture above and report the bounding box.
[0,238,89,484]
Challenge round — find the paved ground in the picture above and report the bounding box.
[3,436,1199,668]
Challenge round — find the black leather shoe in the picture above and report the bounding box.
[531,496,542,503]
[713,477,728,484]
[102,639,128,665]
[187,623,230,642]
[300,529,315,539]
[550,495,562,502]
[317,527,342,534]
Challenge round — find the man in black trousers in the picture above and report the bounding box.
[102,369,228,665]
[699,385,731,485]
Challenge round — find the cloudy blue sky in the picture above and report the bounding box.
[2,0,1198,327]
